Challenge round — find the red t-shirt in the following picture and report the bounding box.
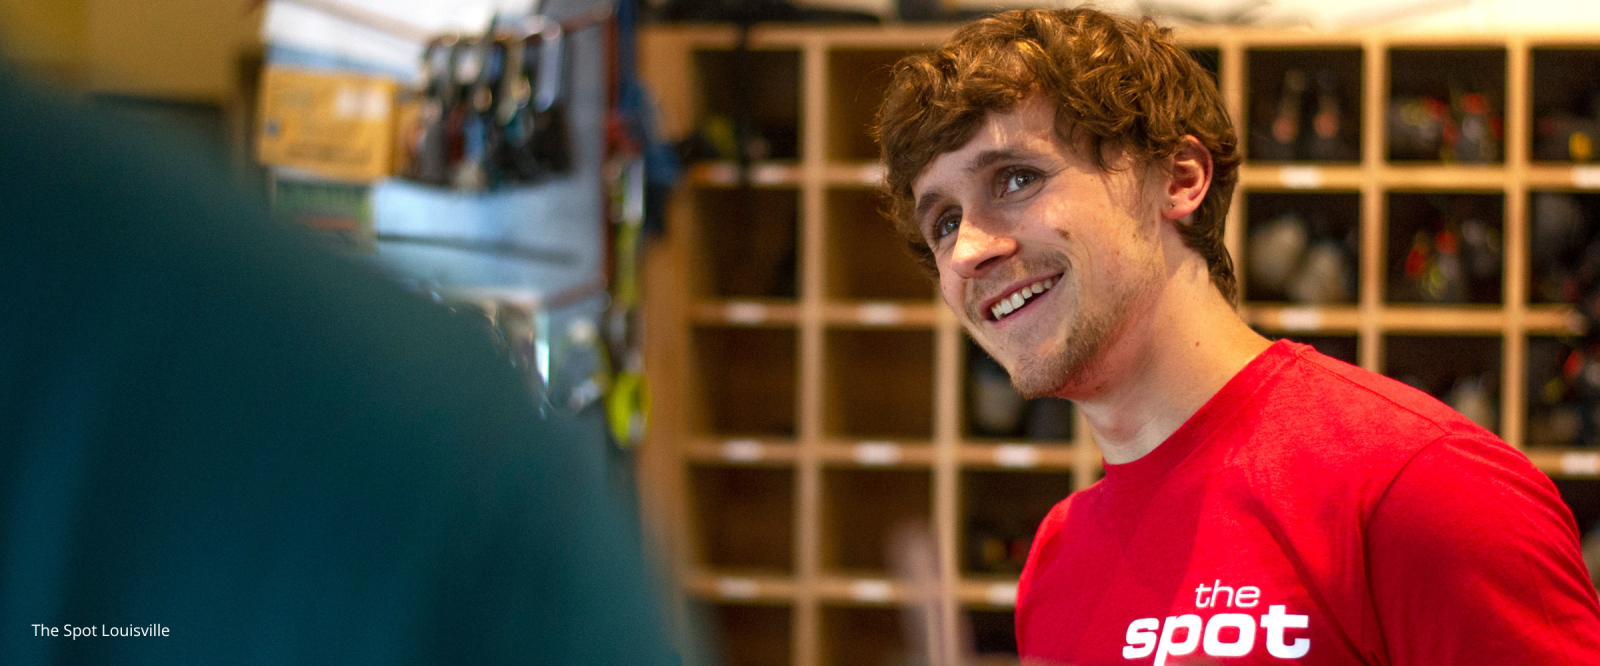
[1016,341,1600,665]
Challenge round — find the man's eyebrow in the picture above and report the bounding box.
[913,188,947,229]
[912,149,1036,227]
[966,148,1031,175]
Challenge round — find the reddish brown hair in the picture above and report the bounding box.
[875,8,1241,304]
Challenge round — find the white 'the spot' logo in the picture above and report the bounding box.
[1121,580,1309,665]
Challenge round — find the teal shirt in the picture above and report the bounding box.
[0,77,677,666]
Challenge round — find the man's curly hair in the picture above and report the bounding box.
[874,8,1241,304]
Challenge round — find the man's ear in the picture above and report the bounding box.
[1163,135,1213,222]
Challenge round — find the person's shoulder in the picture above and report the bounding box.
[1362,427,1600,662]
[1034,478,1108,535]
[1260,341,1500,446]
[1223,341,1512,500]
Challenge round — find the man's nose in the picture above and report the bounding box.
[950,214,1017,279]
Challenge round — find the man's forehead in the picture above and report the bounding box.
[911,102,1060,196]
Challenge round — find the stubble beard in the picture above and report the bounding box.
[1004,292,1120,399]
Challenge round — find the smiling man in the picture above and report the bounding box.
[877,8,1600,665]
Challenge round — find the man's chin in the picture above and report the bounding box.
[997,350,1068,399]
[1003,335,1104,399]
[1010,369,1070,401]
[975,325,1093,398]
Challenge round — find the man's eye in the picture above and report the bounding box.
[1001,169,1039,194]
[933,213,960,240]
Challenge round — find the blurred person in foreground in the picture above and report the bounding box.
[876,8,1600,664]
[0,72,677,664]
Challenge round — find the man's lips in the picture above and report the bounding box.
[978,273,1064,322]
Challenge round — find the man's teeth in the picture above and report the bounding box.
[991,277,1057,321]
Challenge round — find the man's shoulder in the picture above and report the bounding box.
[1208,342,1521,515]
[1032,476,1110,541]
[1252,341,1500,449]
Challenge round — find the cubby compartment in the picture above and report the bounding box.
[969,609,1021,662]
[691,326,798,437]
[965,341,1075,442]
[692,49,801,160]
[962,470,1072,575]
[827,49,918,162]
[1526,336,1596,448]
[1242,191,1361,304]
[1246,48,1362,162]
[1552,480,1600,592]
[1272,334,1359,366]
[1387,48,1506,163]
[1532,49,1600,162]
[1383,335,1503,432]
[692,187,801,299]
[1529,191,1600,305]
[825,189,935,301]
[1385,192,1504,304]
[824,329,935,439]
[820,606,910,666]
[696,602,793,666]
[1553,479,1600,542]
[820,468,931,574]
[691,465,795,573]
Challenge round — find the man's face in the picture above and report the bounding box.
[909,96,1167,398]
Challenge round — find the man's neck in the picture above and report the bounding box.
[1064,263,1272,465]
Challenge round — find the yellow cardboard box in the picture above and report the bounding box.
[256,66,398,182]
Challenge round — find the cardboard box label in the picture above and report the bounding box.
[257,67,398,182]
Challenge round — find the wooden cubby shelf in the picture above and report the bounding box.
[956,443,1078,471]
[822,328,935,440]
[1244,305,1364,332]
[688,465,796,575]
[818,605,909,666]
[1245,304,1583,334]
[1238,164,1364,189]
[822,162,888,187]
[826,49,918,162]
[685,437,802,466]
[639,22,1600,666]
[1245,47,1363,163]
[692,601,795,666]
[969,608,1023,664]
[814,576,912,606]
[1526,165,1600,188]
[689,187,801,300]
[686,570,800,603]
[962,470,1074,577]
[958,579,1021,608]
[691,300,803,326]
[824,187,934,302]
[692,47,801,160]
[819,302,940,329]
[819,467,932,576]
[687,161,805,187]
[817,440,936,468]
[688,325,798,438]
[1527,448,1600,478]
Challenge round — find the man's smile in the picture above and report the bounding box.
[979,272,1065,323]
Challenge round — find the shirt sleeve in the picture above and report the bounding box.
[1366,435,1600,665]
